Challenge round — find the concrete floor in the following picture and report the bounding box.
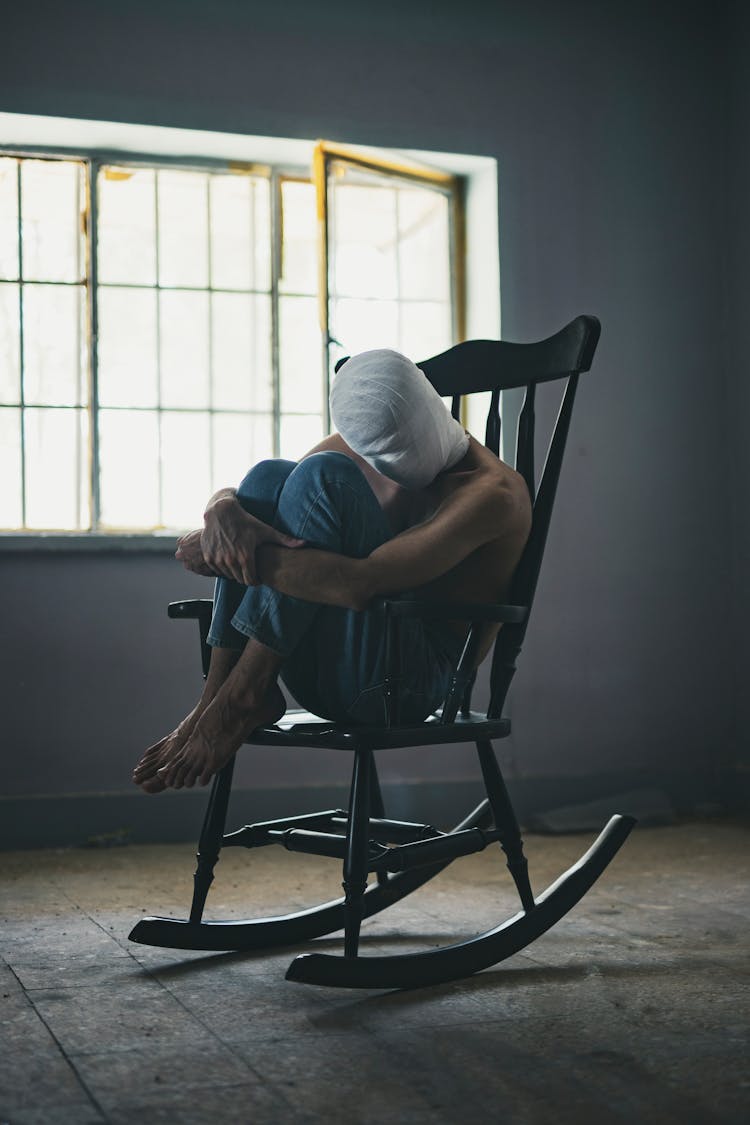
[1,820,748,1124]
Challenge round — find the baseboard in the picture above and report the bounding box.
[724,764,750,813]
[0,767,737,850]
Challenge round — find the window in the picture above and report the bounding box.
[95,163,275,531]
[0,157,89,531]
[0,140,464,535]
[316,142,464,372]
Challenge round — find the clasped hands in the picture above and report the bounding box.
[175,491,305,586]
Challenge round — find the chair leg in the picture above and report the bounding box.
[369,757,392,888]
[189,757,236,924]
[476,740,535,912]
[342,748,373,956]
[369,757,386,818]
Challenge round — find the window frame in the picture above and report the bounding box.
[313,140,466,434]
[0,140,466,546]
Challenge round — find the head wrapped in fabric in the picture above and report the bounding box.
[329,349,469,489]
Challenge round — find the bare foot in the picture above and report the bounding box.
[156,681,286,790]
[132,709,203,794]
[133,646,241,793]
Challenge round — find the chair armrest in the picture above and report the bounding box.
[372,598,527,624]
[168,599,214,677]
[168,598,214,621]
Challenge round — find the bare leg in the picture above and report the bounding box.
[155,637,286,790]
[132,647,241,793]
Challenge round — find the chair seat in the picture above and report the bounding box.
[245,708,511,750]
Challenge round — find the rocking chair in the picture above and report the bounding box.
[129,314,635,989]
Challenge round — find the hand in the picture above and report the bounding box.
[175,529,219,576]
[201,495,306,586]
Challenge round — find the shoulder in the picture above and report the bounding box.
[444,437,531,540]
[441,435,527,500]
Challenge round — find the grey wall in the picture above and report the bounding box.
[0,0,736,844]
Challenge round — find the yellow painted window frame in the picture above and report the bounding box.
[312,140,467,429]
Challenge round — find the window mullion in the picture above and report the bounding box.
[154,170,163,528]
[207,174,215,487]
[394,186,403,352]
[270,169,282,458]
[16,159,27,529]
[87,157,101,530]
[450,181,466,345]
[313,146,331,434]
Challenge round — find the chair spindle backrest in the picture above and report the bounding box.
[484,387,501,458]
[515,382,536,506]
[417,315,601,722]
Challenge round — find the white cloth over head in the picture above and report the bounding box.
[329,348,469,489]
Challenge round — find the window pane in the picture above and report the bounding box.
[279,180,317,296]
[160,411,211,528]
[331,298,399,355]
[212,292,272,411]
[23,284,87,406]
[0,158,19,280]
[326,163,456,383]
[24,407,90,530]
[98,167,156,286]
[397,188,450,301]
[99,409,159,528]
[212,412,274,492]
[279,296,323,413]
[21,160,84,283]
[158,170,209,289]
[0,283,20,404]
[399,301,453,362]
[160,290,210,409]
[280,414,324,461]
[98,287,158,408]
[210,174,270,292]
[331,182,398,299]
[0,408,22,527]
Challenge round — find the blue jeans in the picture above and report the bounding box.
[206,452,463,725]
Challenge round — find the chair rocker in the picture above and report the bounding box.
[129,314,635,990]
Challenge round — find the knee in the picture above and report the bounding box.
[236,458,295,505]
[278,451,382,550]
[288,451,366,493]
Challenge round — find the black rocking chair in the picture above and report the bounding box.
[129,314,635,990]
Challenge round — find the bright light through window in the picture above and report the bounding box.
[96,165,273,530]
[0,146,462,533]
[0,156,88,531]
[328,160,455,364]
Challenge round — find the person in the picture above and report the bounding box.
[132,349,532,794]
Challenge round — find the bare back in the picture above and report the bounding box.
[407,437,530,659]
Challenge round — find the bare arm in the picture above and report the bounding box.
[176,489,305,585]
[176,435,376,582]
[256,477,521,610]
